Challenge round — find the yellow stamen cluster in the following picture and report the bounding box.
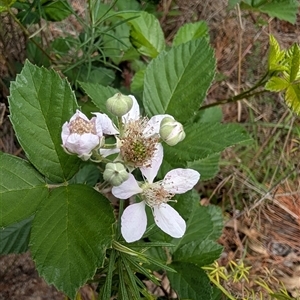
[142,182,174,207]
[120,118,159,168]
[69,117,95,135]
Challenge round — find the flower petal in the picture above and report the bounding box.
[65,133,99,156]
[121,201,147,243]
[61,121,70,143]
[153,204,186,238]
[162,168,200,194]
[112,173,143,199]
[99,148,120,157]
[122,95,140,122]
[93,113,119,135]
[144,114,173,137]
[140,143,163,183]
[71,109,90,122]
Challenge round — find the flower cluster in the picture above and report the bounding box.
[61,93,200,242]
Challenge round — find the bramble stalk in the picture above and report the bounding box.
[7,7,53,63]
[200,71,270,110]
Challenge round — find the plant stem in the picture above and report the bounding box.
[200,71,270,110]
[7,8,53,63]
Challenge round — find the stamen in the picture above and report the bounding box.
[69,117,95,135]
[143,182,174,207]
[120,118,159,168]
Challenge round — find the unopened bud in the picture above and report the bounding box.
[103,162,129,186]
[159,117,186,146]
[106,93,133,117]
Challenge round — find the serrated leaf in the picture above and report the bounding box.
[0,152,48,227]
[174,239,223,267]
[289,44,300,82]
[265,76,289,92]
[0,0,15,12]
[168,262,212,300]
[79,82,119,117]
[30,184,115,299]
[187,153,220,181]
[9,60,80,182]
[119,11,165,58]
[285,84,300,115]
[164,122,252,165]
[172,21,209,46]
[268,35,286,71]
[0,216,33,254]
[143,39,215,123]
[173,205,223,253]
[255,0,298,24]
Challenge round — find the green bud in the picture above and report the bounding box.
[159,116,186,146]
[103,162,129,186]
[106,93,133,117]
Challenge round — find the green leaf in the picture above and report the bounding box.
[164,122,252,164]
[168,262,212,300]
[172,21,209,46]
[143,38,215,123]
[289,44,300,82]
[69,164,100,186]
[0,0,15,12]
[131,69,145,96]
[30,184,115,299]
[42,0,72,21]
[285,83,300,115]
[268,35,286,72]
[265,76,289,92]
[0,152,48,227]
[79,82,119,117]
[120,11,165,58]
[187,153,221,181]
[9,60,80,182]
[0,216,33,254]
[173,205,223,259]
[78,67,115,86]
[240,0,299,24]
[228,0,242,9]
[191,106,223,124]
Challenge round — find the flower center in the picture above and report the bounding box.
[120,118,159,168]
[69,117,95,135]
[142,182,174,207]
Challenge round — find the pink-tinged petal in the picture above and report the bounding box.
[121,202,147,243]
[71,109,89,122]
[112,173,143,199]
[140,143,163,183]
[153,204,186,238]
[122,95,140,122]
[99,148,120,157]
[61,122,70,143]
[66,133,99,155]
[144,114,173,137]
[93,113,119,135]
[162,168,200,194]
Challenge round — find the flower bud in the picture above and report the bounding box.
[103,162,129,186]
[159,116,186,146]
[106,93,133,117]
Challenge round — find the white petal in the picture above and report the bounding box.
[71,109,89,122]
[162,168,200,194]
[121,202,147,243]
[61,122,70,144]
[122,95,140,122]
[93,113,119,135]
[112,173,143,199]
[144,114,173,137]
[140,143,163,183]
[153,204,186,238]
[65,133,99,155]
[99,148,120,157]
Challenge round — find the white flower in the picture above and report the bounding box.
[101,95,174,182]
[61,110,118,160]
[112,168,200,243]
